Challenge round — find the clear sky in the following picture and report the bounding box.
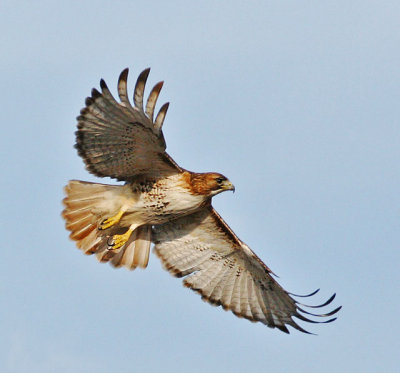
[1,1,399,372]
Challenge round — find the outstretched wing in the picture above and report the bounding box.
[153,206,341,334]
[76,68,181,181]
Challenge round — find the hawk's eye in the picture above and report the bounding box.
[216,177,225,184]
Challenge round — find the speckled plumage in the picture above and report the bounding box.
[62,68,340,334]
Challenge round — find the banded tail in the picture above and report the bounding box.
[62,180,151,270]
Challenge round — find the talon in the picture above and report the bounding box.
[99,210,125,230]
[106,237,117,249]
[108,229,133,250]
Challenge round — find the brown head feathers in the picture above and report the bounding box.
[183,172,235,196]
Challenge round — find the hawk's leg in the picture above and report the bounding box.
[99,210,125,230]
[108,224,136,250]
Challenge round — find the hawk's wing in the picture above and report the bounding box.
[76,68,181,181]
[153,206,341,334]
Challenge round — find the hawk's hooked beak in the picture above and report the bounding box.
[222,180,235,193]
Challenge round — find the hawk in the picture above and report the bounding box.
[62,68,340,334]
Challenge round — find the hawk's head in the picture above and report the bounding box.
[188,172,235,196]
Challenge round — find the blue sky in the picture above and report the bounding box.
[1,1,399,372]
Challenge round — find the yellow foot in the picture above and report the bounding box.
[99,210,125,230]
[108,229,134,250]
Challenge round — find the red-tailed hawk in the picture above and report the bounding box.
[62,68,340,334]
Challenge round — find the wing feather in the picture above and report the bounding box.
[207,263,233,304]
[201,261,229,300]
[117,68,136,113]
[75,68,181,181]
[153,206,340,333]
[220,270,238,310]
[254,285,274,325]
[228,273,242,316]
[134,68,150,110]
[146,81,164,121]
[154,102,170,132]
[246,279,264,322]
[240,273,253,319]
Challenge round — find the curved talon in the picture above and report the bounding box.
[106,237,117,250]
[108,229,133,250]
[99,210,125,230]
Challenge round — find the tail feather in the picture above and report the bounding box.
[78,229,102,254]
[62,180,151,270]
[109,225,151,269]
[70,224,96,241]
[133,225,151,267]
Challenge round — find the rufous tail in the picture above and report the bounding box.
[62,180,151,270]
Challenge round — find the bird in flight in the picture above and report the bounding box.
[62,67,341,334]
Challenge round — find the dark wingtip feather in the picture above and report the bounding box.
[100,78,108,90]
[324,317,338,324]
[294,309,340,325]
[79,107,88,115]
[140,67,151,78]
[289,288,320,298]
[297,293,337,309]
[276,324,290,334]
[91,88,101,99]
[136,68,151,86]
[289,321,315,335]
[119,68,129,82]
[298,304,342,318]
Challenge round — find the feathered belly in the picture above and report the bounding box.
[120,179,206,226]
